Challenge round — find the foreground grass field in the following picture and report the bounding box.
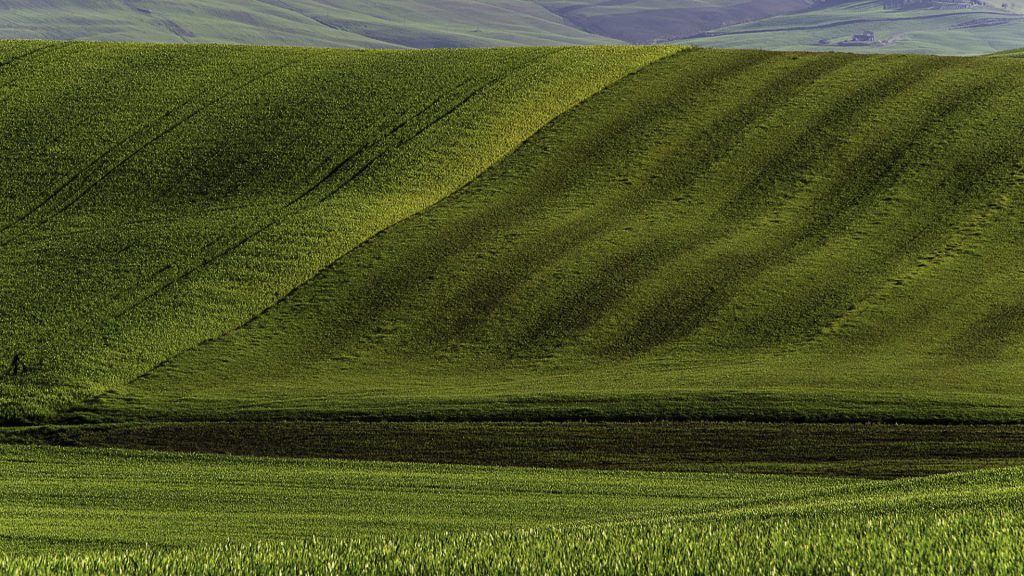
[5,445,846,551]
[1,446,1022,574]
[0,0,824,48]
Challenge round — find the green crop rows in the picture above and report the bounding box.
[1,446,1022,574]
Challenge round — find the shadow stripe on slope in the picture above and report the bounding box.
[612,58,1015,354]
[816,115,1024,352]
[497,55,952,357]
[407,51,860,355]
[105,47,681,400]
[100,49,560,327]
[753,66,1024,352]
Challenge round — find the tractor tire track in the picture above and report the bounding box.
[0,53,313,248]
[104,50,560,328]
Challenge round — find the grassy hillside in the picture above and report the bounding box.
[2,446,1023,574]
[6,39,1024,576]
[5,43,1024,431]
[689,0,1024,55]
[0,40,673,422]
[86,47,1024,427]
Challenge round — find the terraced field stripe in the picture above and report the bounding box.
[742,66,1024,351]
[439,55,945,356]
[345,52,855,355]
[814,75,1024,354]
[610,57,995,353]
[572,58,984,354]
[415,52,847,346]
[481,55,940,355]
[704,62,1023,350]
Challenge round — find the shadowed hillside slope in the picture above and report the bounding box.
[5,43,1024,426]
[0,40,674,421]
[124,48,1024,424]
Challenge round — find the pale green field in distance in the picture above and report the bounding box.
[3,1,1024,56]
[689,0,1024,55]
[0,0,813,48]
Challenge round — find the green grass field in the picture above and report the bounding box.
[4,40,1024,572]
[2,446,1022,573]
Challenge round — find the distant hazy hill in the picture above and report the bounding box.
[0,0,819,48]
[691,0,1024,55]
[1,1,1022,54]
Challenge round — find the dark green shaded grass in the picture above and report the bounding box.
[8,421,1024,478]
[0,444,852,553]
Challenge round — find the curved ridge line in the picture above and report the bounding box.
[115,47,684,394]
[101,50,561,326]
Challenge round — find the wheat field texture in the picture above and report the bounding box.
[5,40,1024,573]
[6,44,1023,425]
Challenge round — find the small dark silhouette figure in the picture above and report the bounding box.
[8,353,26,376]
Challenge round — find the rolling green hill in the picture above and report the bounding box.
[5,42,1024,431]
[111,47,1024,427]
[0,40,673,422]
